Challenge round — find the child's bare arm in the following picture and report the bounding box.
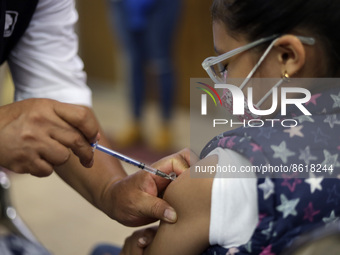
[143,155,217,255]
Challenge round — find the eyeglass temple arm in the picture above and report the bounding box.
[296,36,315,45]
[202,35,278,68]
[203,35,315,69]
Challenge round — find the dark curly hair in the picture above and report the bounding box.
[211,0,340,75]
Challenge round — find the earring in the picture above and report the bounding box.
[282,70,290,82]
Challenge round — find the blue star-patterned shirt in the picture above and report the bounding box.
[200,87,340,255]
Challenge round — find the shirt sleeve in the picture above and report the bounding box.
[207,147,259,249]
[7,0,92,107]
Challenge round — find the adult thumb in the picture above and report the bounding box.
[142,194,177,223]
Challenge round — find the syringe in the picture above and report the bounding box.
[91,142,176,181]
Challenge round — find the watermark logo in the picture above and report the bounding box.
[198,83,312,117]
[195,80,313,129]
[196,82,222,115]
[215,84,312,116]
[4,11,18,37]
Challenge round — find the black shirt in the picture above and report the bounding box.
[0,0,38,64]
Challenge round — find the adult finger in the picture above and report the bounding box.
[27,158,54,177]
[138,193,177,224]
[177,148,200,168]
[152,148,199,177]
[39,139,71,166]
[53,102,99,144]
[121,233,144,255]
[137,227,158,248]
[50,126,94,167]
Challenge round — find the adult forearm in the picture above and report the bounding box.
[54,131,127,213]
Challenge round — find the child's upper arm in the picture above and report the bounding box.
[145,155,217,255]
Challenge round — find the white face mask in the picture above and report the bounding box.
[221,38,284,121]
[202,35,315,121]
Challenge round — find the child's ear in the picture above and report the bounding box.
[274,35,306,77]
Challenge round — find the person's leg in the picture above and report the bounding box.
[147,0,181,121]
[91,244,121,255]
[146,0,181,150]
[107,1,146,146]
[106,0,130,46]
[107,0,146,120]
[111,31,148,147]
[129,31,147,121]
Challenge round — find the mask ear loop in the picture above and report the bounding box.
[238,38,286,108]
[239,38,280,91]
[255,79,284,108]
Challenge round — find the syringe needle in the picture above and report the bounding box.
[91,143,176,181]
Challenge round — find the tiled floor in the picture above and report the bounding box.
[9,82,191,255]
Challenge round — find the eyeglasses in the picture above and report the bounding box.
[202,34,316,84]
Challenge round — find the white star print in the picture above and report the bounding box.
[305,173,323,193]
[216,134,224,140]
[276,194,300,218]
[321,150,340,174]
[299,146,318,165]
[284,125,304,138]
[261,221,273,240]
[331,92,340,108]
[271,141,295,163]
[321,108,327,114]
[258,178,275,200]
[322,210,339,225]
[244,241,252,253]
[312,128,330,145]
[324,114,340,128]
[239,133,252,142]
[226,248,240,255]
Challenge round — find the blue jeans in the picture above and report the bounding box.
[107,0,181,120]
[91,244,121,255]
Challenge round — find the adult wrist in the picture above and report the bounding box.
[96,176,125,220]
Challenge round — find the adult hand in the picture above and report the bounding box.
[0,98,99,177]
[120,227,158,255]
[100,148,199,227]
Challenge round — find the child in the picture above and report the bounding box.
[104,0,340,254]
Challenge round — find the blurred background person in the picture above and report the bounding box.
[106,0,181,151]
